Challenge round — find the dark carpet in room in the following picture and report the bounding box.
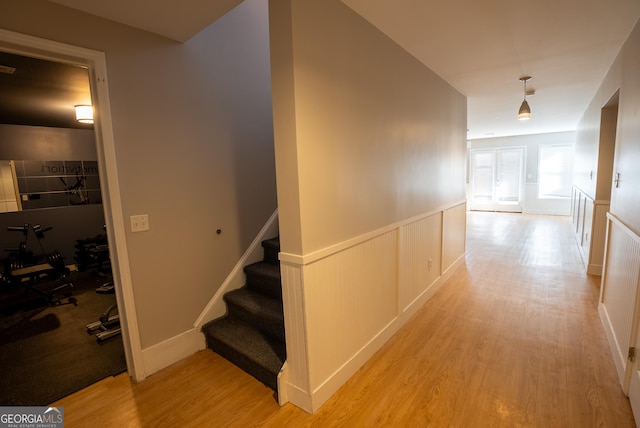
[0,270,126,405]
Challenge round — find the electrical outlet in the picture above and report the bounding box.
[428,258,433,271]
[130,214,149,232]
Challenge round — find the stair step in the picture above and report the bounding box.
[262,237,280,264]
[244,261,281,299]
[202,317,286,391]
[203,236,284,393]
[225,287,285,342]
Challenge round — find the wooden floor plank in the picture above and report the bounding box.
[53,212,636,427]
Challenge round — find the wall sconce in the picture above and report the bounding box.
[518,76,532,121]
[75,105,94,124]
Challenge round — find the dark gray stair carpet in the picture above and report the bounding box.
[202,236,285,392]
[224,287,285,342]
[244,261,282,299]
[203,317,285,391]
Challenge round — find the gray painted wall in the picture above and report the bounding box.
[0,0,277,348]
[270,0,467,256]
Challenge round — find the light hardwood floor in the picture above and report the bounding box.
[53,212,636,427]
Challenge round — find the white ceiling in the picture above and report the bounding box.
[343,0,640,140]
[47,0,244,42]
[47,0,640,140]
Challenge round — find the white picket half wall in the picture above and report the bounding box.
[280,201,467,412]
[599,213,640,392]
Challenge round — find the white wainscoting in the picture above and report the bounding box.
[599,213,640,392]
[443,203,467,273]
[400,211,442,311]
[571,186,610,275]
[587,203,610,275]
[280,201,467,412]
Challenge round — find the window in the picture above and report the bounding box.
[0,160,19,213]
[538,145,574,199]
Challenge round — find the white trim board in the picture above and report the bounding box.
[194,209,279,328]
[141,328,205,377]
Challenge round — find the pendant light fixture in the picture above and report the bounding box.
[518,76,532,121]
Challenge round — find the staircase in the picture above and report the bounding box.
[202,237,286,392]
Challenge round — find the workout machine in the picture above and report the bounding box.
[86,303,120,342]
[3,222,74,305]
[82,227,121,342]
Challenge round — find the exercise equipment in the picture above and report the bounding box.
[86,303,121,342]
[74,232,110,275]
[3,222,73,305]
[4,224,34,272]
[82,228,120,342]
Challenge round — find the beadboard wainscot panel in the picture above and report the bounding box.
[279,200,467,412]
[442,202,467,273]
[400,212,443,311]
[599,213,640,391]
[303,229,399,395]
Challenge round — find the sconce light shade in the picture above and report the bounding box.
[75,105,94,124]
[518,100,531,121]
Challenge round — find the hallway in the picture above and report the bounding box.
[55,212,635,427]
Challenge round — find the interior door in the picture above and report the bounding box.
[469,148,524,212]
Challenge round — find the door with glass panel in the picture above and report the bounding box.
[469,148,524,212]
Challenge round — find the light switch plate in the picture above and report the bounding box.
[130,214,149,232]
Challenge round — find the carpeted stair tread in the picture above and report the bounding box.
[225,288,284,336]
[203,236,284,393]
[244,261,281,298]
[202,317,285,390]
[244,261,280,280]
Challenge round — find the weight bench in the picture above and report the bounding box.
[9,262,74,305]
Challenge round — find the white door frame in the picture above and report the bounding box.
[469,147,525,213]
[0,29,145,381]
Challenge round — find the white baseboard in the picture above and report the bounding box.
[587,263,603,276]
[522,208,570,216]
[141,328,205,377]
[286,384,313,413]
[308,316,400,413]
[599,303,628,391]
[307,252,465,412]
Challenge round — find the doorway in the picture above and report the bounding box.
[0,53,125,405]
[0,28,143,401]
[469,147,525,213]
